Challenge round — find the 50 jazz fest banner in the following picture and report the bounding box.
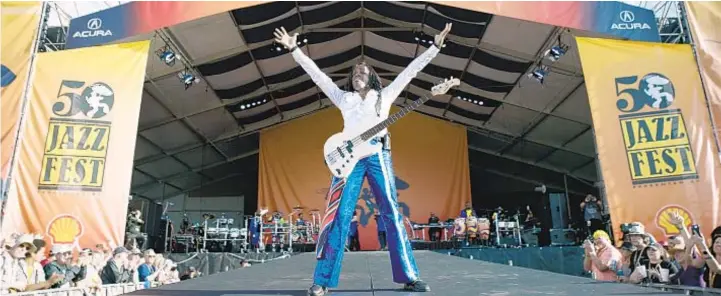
[577,37,721,241]
[258,107,471,250]
[1,1,42,190]
[1,41,150,250]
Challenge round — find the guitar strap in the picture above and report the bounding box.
[381,133,391,151]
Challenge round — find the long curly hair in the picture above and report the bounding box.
[345,62,384,116]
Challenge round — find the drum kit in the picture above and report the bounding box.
[257,205,321,252]
[169,206,323,253]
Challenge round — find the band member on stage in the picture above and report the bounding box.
[296,213,307,226]
[348,211,361,251]
[375,213,387,250]
[428,212,441,242]
[274,22,452,295]
[459,202,477,218]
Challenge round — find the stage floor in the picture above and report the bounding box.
[128,251,671,296]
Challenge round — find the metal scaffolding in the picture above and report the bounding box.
[634,1,689,44]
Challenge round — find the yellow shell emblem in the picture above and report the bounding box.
[655,205,693,236]
[47,215,83,244]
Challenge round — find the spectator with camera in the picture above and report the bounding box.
[664,216,706,287]
[100,247,136,284]
[583,230,622,281]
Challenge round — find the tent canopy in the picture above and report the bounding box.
[127,1,618,200]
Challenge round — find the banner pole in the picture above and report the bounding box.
[588,126,613,241]
[682,2,721,154]
[0,2,48,229]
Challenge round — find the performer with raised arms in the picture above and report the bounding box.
[274,23,452,296]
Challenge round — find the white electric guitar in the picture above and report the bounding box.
[323,77,461,179]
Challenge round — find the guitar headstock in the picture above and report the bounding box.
[431,77,461,96]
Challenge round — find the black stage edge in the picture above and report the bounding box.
[128,251,672,296]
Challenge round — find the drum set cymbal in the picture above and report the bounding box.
[202,213,216,220]
[292,205,305,214]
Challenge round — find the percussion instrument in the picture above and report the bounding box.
[466,217,479,238]
[292,231,301,242]
[478,218,490,240]
[292,205,305,214]
[453,218,466,236]
[498,221,517,229]
[229,228,241,238]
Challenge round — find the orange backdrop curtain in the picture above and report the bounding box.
[258,107,471,250]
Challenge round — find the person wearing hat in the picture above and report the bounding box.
[1,234,36,293]
[180,266,199,281]
[628,242,679,284]
[625,222,652,273]
[100,246,134,284]
[43,244,87,289]
[583,230,622,281]
[16,238,64,292]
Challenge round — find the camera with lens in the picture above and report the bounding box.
[620,223,631,234]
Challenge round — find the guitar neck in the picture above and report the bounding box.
[359,96,430,141]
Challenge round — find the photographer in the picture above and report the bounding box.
[126,208,147,250]
[581,195,604,236]
[583,230,622,281]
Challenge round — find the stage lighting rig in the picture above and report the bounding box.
[544,35,569,62]
[271,34,308,53]
[156,44,178,66]
[178,69,200,90]
[414,31,447,48]
[457,96,484,106]
[527,63,549,85]
[239,98,268,110]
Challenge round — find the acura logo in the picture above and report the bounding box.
[87,18,102,30]
[619,11,635,23]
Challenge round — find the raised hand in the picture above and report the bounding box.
[434,23,452,47]
[273,27,298,50]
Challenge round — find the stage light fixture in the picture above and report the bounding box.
[458,96,483,106]
[414,32,447,48]
[544,35,569,62]
[527,64,549,84]
[178,70,200,90]
[155,45,178,67]
[239,98,269,110]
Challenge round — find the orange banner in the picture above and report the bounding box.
[258,107,471,250]
[1,2,42,189]
[686,2,721,152]
[1,41,150,251]
[576,37,721,242]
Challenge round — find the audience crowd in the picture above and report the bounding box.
[0,233,197,294]
[583,212,721,290]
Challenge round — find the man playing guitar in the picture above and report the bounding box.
[273,23,452,296]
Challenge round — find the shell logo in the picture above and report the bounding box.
[46,214,84,244]
[655,205,694,236]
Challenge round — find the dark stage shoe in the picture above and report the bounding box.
[404,280,431,292]
[308,284,328,296]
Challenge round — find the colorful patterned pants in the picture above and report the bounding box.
[313,150,419,287]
